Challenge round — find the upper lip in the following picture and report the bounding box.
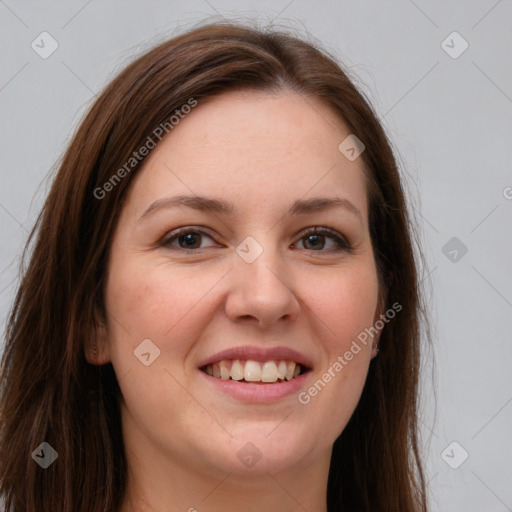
[198,345,313,370]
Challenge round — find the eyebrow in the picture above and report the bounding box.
[138,194,363,224]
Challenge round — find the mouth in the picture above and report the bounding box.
[200,359,310,384]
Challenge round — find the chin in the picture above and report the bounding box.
[204,427,314,475]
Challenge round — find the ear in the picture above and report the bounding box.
[84,310,111,366]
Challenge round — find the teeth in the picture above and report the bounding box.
[261,361,278,382]
[244,360,261,382]
[230,360,244,381]
[203,359,304,383]
[285,362,296,381]
[277,361,287,380]
[219,360,230,380]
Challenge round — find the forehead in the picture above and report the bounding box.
[123,89,369,224]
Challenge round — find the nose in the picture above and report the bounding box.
[224,239,300,328]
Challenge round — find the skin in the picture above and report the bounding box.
[86,89,382,512]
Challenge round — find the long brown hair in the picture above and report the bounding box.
[0,20,430,512]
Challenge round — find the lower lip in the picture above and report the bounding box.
[199,369,310,403]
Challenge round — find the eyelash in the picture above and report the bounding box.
[159,226,352,254]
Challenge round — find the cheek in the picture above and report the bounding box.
[308,261,380,356]
[298,261,379,433]
[103,254,220,438]
[104,251,221,369]
[107,254,210,330]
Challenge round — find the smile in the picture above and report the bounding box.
[200,359,308,383]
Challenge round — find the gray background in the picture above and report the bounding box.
[1,1,511,510]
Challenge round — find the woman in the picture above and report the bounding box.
[0,20,429,512]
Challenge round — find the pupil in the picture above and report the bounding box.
[306,234,323,249]
[181,233,200,248]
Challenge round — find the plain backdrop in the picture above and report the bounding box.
[1,1,511,511]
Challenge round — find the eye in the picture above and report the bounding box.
[294,227,351,252]
[160,226,352,253]
[160,227,218,251]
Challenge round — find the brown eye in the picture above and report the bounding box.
[161,228,217,251]
[302,233,327,250]
[296,227,351,252]
[176,232,202,249]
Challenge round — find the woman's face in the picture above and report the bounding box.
[98,90,381,478]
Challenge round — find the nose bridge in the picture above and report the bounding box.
[235,233,287,290]
[227,233,299,326]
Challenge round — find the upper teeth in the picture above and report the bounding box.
[203,360,302,383]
